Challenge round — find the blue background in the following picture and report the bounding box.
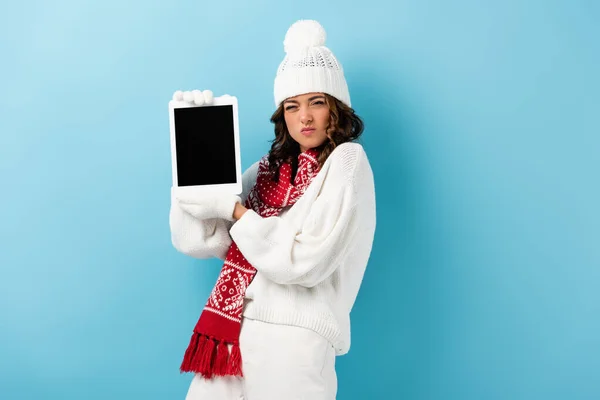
[1,1,598,399]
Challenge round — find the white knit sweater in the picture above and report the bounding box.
[169,142,376,355]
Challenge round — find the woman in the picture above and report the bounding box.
[170,19,376,400]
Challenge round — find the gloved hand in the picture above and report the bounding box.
[172,89,214,105]
[173,187,242,222]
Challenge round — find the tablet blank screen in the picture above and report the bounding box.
[174,105,237,186]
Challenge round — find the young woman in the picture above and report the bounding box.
[170,19,376,400]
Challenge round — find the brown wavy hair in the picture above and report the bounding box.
[267,93,364,182]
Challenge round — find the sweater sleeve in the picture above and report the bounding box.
[229,169,360,288]
[169,161,260,261]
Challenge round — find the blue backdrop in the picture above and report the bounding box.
[1,1,598,399]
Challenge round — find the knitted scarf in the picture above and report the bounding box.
[180,148,321,379]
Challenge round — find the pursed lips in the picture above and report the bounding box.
[301,127,315,136]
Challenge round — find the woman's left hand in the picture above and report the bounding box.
[233,202,248,220]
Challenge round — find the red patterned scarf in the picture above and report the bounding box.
[180,149,321,378]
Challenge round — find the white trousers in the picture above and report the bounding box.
[185,318,337,400]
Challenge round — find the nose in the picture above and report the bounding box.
[299,106,313,125]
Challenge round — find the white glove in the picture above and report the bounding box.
[173,187,241,222]
[172,89,214,106]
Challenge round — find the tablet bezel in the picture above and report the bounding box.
[169,95,242,195]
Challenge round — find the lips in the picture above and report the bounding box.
[301,128,315,136]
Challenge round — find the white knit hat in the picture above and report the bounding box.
[274,20,351,108]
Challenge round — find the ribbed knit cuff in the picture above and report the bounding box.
[230,209,261,236]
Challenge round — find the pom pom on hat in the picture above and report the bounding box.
[283,20,327,53]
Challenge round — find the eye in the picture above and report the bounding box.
[312,100,325,106]
[285,105,297,111]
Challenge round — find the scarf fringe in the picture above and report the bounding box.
[226,342,243,376]
[214,339,229,376]
[180,332,243,378]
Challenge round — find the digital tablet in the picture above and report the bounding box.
[169,95,242,194]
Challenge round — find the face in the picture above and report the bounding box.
[283,92,330,152]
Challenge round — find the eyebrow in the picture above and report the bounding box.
[284,95,326,105]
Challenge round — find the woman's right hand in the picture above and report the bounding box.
[173,188,241,222]
[172,89,214,106]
